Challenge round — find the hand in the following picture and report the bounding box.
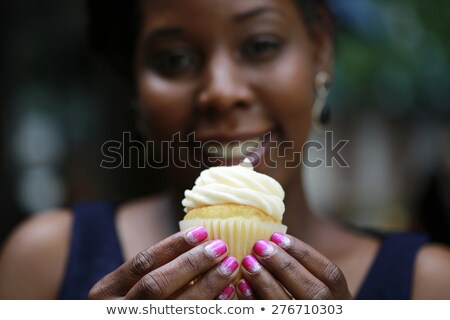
[88,227,238,300]
[237,233,352,300]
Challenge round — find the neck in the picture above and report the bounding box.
[282,172,343,255]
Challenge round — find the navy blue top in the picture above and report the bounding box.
[58,201,429,299]
[58,201,123,299]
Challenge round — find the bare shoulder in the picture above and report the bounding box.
[0,209,72,299]
[413,243,450,299]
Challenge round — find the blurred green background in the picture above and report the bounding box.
[1,0,449,245]
[330,0,450,117]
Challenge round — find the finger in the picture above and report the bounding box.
[241,255,290,300]
[217,284,236,300]
[236,279,255,300]
[89,227,208,299]
[177,256,239,299]
[126,239,228,299]
[253,240,332,299]
[271,233,351,299]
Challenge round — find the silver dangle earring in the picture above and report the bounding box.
[312,71,332,130]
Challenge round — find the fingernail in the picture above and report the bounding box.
[205,240,228,258]
[186,227,208,245]
[237,279,253,297]
[270,233,292,249]
[218,256,239,276]
[253,240,275,257]
[242,255,262,273]
[217,284,234,300]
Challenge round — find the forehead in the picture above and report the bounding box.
[138,0,301,33]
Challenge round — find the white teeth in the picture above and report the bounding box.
[206,136,262,159]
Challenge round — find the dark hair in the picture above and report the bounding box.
[88,0,334,84]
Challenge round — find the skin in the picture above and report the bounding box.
[1,0,450,300]
[136,0,324,192]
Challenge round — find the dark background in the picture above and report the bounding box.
[1,0,450,246]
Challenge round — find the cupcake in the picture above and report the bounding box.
[179,158,287,266]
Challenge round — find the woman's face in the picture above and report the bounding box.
[135,0,332,190]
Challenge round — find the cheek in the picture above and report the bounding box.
[138,73,194,139]
[257,49,315,144]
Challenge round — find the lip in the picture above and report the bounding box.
[196,128,278,167]
[195,127,276,144]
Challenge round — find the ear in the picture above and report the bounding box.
[311,7,335,80]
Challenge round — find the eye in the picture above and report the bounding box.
[149,48,201,76]
[242,35,284,61]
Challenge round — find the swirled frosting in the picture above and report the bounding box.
[182,159,285,222]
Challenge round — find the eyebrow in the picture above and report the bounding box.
[145,26,184,42]
[144,7,282,42]
[234,6,283,22]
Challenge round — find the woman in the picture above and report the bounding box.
[1,0,450,299]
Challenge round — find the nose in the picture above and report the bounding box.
[197,51,253,113]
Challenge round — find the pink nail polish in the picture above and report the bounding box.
[218,256,239,276]
[205,240,228,258]
[242,255,262,273]
[186,227,208,245]
[253,240,275,257]
[217,284,234,300]
[270,233,292,249]
[237,279,253,297]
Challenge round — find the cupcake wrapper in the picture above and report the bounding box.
[179,218,287,263]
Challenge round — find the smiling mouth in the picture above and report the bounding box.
[201,131,276,166]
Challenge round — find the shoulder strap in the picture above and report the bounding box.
[58,201,124,299]
[356,233,429,299]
